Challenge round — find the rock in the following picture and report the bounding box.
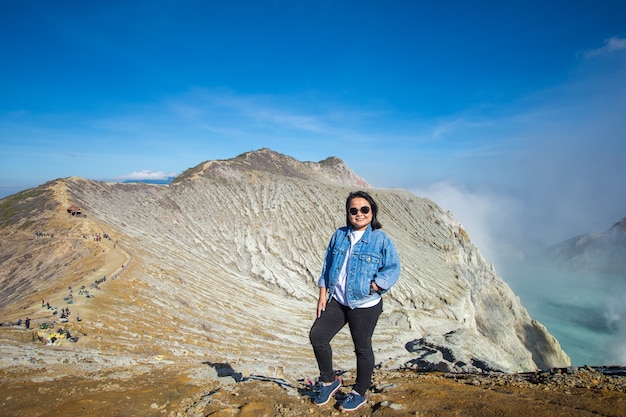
[239,401,272,416]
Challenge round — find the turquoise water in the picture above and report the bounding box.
[503,264,625,366]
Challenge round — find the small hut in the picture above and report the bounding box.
[67,205,82,216]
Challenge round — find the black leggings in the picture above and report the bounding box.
[309,297,383,396]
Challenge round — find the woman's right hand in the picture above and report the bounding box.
[317,287,327,318]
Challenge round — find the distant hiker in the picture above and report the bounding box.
[309,191,401,412]
[25,317,30,329]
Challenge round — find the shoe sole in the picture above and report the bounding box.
[314,383,342,406]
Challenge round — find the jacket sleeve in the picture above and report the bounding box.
[317,230,339,288]
[374,235,401,292]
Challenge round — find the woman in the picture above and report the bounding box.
[309,190,401,412]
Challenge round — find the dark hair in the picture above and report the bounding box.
[345,190,383,230]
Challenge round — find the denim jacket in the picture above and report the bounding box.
[318,225,401,309]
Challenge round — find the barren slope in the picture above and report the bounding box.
[1,150,569,389]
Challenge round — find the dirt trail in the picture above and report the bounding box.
[0,197,132,348]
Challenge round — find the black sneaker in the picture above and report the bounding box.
[313,378,342,406]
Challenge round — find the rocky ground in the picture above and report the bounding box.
[0,354,624,417]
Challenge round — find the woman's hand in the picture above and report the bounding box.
[317,287,327,318]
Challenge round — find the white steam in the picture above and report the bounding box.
[411,182,525,270]
[605,291,626,365]
[412,182,626,366]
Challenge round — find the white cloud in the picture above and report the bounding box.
[585,36,626,58]
[117,170,177,181]
[165,88,377,141]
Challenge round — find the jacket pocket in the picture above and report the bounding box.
[355,253,381,295]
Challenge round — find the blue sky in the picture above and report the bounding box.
[1,0,625,260]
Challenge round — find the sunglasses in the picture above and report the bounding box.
[349,206,371,215]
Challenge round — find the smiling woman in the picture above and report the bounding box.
[310,190,400,411]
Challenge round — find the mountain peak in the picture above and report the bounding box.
[609,217,626,233]
[174,148,369,188]
[548,216,626,274]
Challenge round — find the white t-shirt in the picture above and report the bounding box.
[333,230,381,308]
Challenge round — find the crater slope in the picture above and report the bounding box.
[0,149,569,383]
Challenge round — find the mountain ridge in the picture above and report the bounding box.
[0,149,569,384]
[174,147,370,188]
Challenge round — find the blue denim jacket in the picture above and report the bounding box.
[318,225,401,309]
